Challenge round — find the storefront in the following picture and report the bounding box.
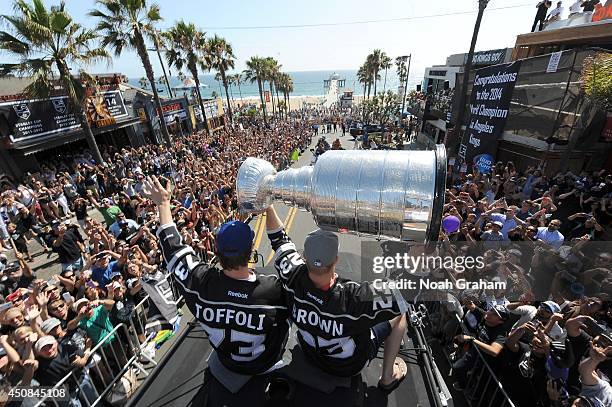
[193,98,226,132]
[0,83,142,179]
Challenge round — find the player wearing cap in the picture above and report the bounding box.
[142,176,289,379]
[264,205,408,393]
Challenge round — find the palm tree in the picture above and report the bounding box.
[91,0,171,144]
[380,54,392,93]
[357,64,369,101]
[139,76,148,88]
[162,20,209,133]
[244,56,267,123]
[264,57,280,118]
[369,49,386,96]
[204,35,235,122]
[232,73,244,103]
[1,0,109,163]
[283,73,294,115]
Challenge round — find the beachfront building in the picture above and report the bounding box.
[447,10,612,175]
[407,49,513,147]
[0,73,145,179]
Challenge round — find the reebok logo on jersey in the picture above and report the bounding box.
[306,292,323,305]
[228,290,248,299]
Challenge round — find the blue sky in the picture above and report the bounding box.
[0,0,540,82]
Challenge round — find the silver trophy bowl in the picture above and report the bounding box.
[236,145,447,242]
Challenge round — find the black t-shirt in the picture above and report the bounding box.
[0,273,34,299]
[35,341,84,387]
[73,201,88,220]
[52,228,83,263]
[110,296,136,325]
[268,228,408,377]
[157,223,290,376]
[500,342,549,407]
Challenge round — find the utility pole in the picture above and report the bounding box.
[150,31,173,98]
[453,0,489,163]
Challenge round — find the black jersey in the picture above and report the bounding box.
[268,228,408,377]
[157,223,289,375]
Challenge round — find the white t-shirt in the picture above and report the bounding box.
[536,227,564,250]
[580,377,612,407]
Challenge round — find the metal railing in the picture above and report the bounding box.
[422,277,516,407]
[15,272,186,407]
[33,323,139,407]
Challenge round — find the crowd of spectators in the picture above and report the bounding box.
[426,161,612,407]
[0,118,312,406]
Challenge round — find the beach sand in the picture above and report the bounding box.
[233,95,364,111]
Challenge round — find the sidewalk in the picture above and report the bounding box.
[3,208,105,282]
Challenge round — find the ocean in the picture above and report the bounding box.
[128,69,415,99]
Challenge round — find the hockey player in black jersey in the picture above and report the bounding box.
[142,176,289,405]
[264,205,408,394]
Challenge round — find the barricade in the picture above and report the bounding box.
[32,323,139,407]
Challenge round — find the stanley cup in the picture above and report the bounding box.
[236,145,447,242]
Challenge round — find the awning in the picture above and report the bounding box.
[8,117,140,156]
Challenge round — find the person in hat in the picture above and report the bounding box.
[42,317,91,368]
[34,335,98,405]
[0,252,34,299]
[452,303,510,390]
[264,205,408,394]
[142,175,289,404]
[507,300,565,342]
[480,220,505,248]
[86,191,122,227]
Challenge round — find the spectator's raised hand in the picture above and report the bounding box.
[141,176,173,205]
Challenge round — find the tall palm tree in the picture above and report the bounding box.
[276,72,293,119]
[357,64,369,101]
[244,56,267,123]
[283,73,294,115]
[369,49,386,96]
[232,73,244,103]
[1,0,109,163]
[91,0,171,144]
[264,57,280,118]
[204,35,235,122]
[162,21,209,133]
[380,54,392,93]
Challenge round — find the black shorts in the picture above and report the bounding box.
[367,320,392,361]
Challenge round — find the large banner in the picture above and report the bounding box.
[0,96,80,142]
[457,61,521,173]
[84,89,128,128]
[1,89,128,143]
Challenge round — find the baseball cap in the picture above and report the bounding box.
[50,220,61,229]
[72,298,89,313]
[492,221,503,228]
[109,271,123,280]
[490,305,509,321]
[40,318,61,334]
[540,301,561,314]
[303,229,339,268]
[35,335,57,353]
[216,221,254,257]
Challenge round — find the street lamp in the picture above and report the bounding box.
[453,0,489,164]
